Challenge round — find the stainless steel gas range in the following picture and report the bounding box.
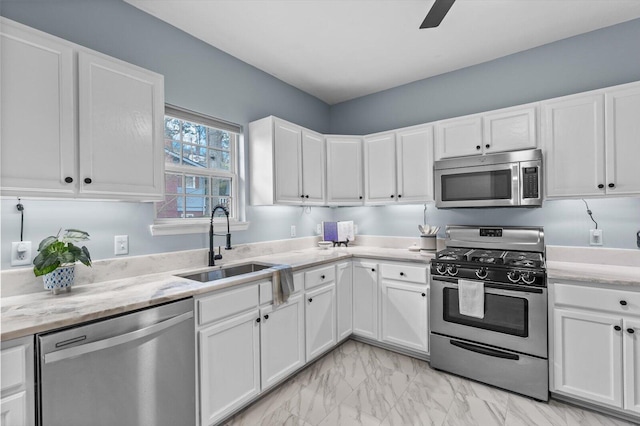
[429,225,549,401]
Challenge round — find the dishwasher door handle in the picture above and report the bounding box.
[44,311,193,364]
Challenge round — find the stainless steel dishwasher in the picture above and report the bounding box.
[37,298,195,426]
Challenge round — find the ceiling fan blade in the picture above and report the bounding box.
[420,0,456,29]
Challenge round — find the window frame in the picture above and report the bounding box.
[151,105,249,236]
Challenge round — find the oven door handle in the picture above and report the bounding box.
[450,340,520,360]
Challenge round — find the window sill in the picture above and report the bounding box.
[150,220,250,236]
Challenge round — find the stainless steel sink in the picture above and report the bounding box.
[178,262,273,283]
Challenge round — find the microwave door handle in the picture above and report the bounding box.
[512,162,520,206]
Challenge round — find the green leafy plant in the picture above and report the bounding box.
[33,229,92,277]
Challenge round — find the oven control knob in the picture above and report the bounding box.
[520,271,536,285]
[447,265,459,276]
[436,263,448,275]
[507,270,521,283]
[475,268,488,280]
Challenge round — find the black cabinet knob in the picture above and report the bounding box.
[359,196,363,199]
[476,145,481,150]
[64,177,73,183]
[485,144,490,149]
[300,195,304,198]
[390,195,394,198]
[256,318,261,323]
[608,183,615,188]
[400,272,405,276]
[305,195,309,198]
[628,328,635,334]
[84,178,92,184]
[614,325,622,331]
[321,275,325,279]
[421,293,426,297]
[308,298,313,303]
[620,300,628,306]
[398,194,402,198]
[371,268,375,272]
[264,314,269,320]
[598,184,604,189]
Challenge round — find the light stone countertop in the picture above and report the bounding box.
[0,247,432,341]
[546,261,640,288]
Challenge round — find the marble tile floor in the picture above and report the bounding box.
[225,340,638,426]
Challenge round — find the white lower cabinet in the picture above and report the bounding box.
[336,261,353,341]
[1,336,34,426]
[352,261,379,340]
[380,280,428,353]
[305,283,337,361]
[260,294,305,391]
[552,282,640,418]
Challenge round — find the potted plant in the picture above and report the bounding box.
[33,229,92,294]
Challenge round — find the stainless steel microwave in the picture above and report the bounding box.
[435,149,542,208]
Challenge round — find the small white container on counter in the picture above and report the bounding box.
[420,235,437,251]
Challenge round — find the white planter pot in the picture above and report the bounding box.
[43,265,75,294]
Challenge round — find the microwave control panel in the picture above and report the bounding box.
[522,166,539,199]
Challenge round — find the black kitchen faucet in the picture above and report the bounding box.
[209,204,232,266]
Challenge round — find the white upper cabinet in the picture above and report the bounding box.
[249,116,325,205]
[0,18,165,201]
[1,19,75,197]
[77,51,164,200]
[483,105,537,153]
[396,124,434,203]
[364,132,397,204]
[364,125,434,205]
[435,104,537,160]
[326,136,363,205]
[435,115,483,159]
[542,93,605,198]
[605,84,640,196]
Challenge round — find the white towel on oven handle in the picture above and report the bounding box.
[458,279,485,319]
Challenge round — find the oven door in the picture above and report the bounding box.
[435,162,519,208]
[430,276,547,358]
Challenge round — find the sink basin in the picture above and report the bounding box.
[179,262,273,283]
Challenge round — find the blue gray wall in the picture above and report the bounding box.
[2,1,639,270]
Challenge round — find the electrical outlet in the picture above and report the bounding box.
[114,235,129,255]
[316,224,322,235]
[589,229,603,246]
[11,241,32,266]
[290,225,296,237]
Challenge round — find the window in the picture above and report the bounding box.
[154,105,244,233]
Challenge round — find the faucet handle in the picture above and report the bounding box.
[214,246,223,261]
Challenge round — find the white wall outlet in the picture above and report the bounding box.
[114,235,129,255]
[589,229,603,246]
[290,225,296,237]
[11,241,32,266]
[316,224,322,235]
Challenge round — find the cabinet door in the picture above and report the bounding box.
[380,280,428,353]
[0,392,27,426]
[326,137,363,205]
[396,125,434,202]
[305,283,337,361]
[1,21,76,197]
[553,308,623,408]
[273,119,303,204]
[336,262,353,341]
[364,133,396,204]
[542,93,605,198]
[301,130,325,204]
[78,51,164,200]
[483,105,537,153]
[624,319,640,414]
[605,84,640,196]
[260,295,305,391]
[435,116,483,159]
[199,310,261,426]
[352,262,378,340]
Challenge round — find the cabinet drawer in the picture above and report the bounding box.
[0,346,26,392]
[554,283,640,315]
[197,284,259,326]
[259,274,303,305]
[380,263,427,284]
[305,265,335,290]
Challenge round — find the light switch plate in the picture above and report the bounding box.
[114,235,129,255]
[589,229,603,246]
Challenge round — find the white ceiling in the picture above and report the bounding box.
[125,0,640,105]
